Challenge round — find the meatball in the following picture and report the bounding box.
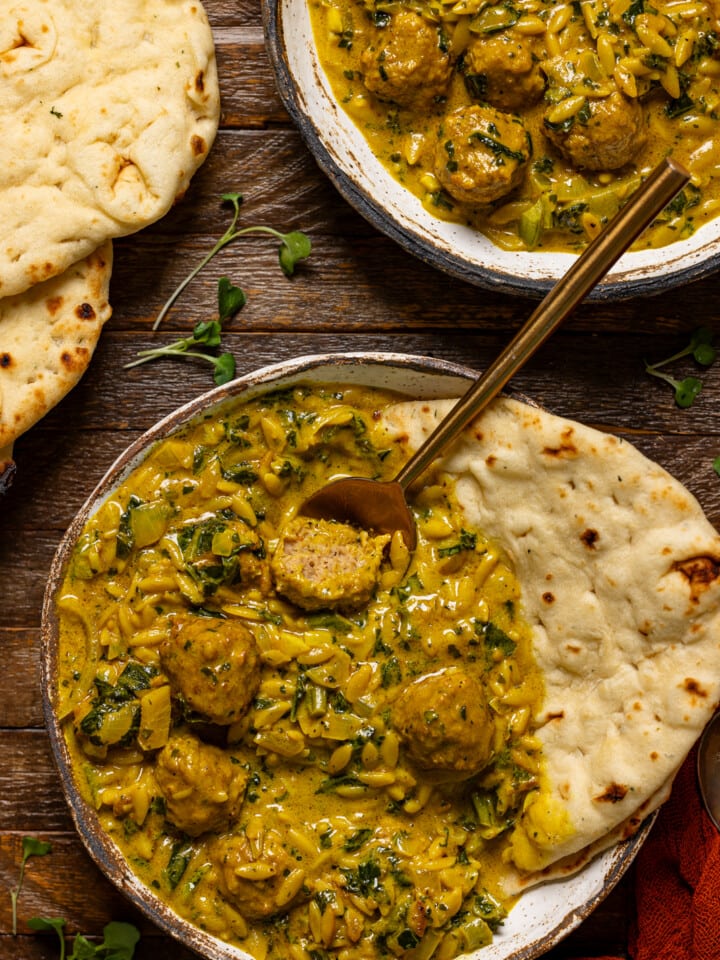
[160,615,261,725]
[392,667,493,779]
[544,90,645,170]
[270,516,389,612]
[464,32,545,110]
[360,10,453,111]
[155,732,248,837]
[211,828,310,919]
[434,104,531,205]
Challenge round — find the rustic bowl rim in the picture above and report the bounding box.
[41,351,654,959]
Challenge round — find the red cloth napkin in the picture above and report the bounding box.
[579,745,720,960]
[629,745,720,960]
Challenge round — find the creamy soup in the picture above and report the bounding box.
[55,384,549,960]
[309,0,720,252]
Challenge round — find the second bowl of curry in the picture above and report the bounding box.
[263,0,720,298]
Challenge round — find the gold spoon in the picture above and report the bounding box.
[301,157,690,550]
[698,711,720,831]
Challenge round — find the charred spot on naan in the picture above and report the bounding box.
[191,134,208,158]
[580,528,599,549]
[75,302,97,321]
[594,782,629,803]
[542,427,579,458]
[672,554,720,601]
[682,677,710,706]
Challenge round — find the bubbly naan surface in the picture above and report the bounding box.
[0,241,113,448]
[380,397,720,877]
[0,0,220,298]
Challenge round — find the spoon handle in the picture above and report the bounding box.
[395,156,690,490]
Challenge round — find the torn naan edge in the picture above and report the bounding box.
[0,241,113,448]
[379,396,720,879]
[0,0,219,297]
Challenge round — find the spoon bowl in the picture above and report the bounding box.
[698,711,720,831]
[300,158,690,545]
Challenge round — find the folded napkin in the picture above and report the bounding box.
[578,745,720,960]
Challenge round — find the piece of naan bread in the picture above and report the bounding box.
[0,0,219,297]
[0,241,113,448]
[380,397,720,880]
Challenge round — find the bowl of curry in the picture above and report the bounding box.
[262,0,720,299]
[41,353,652,960]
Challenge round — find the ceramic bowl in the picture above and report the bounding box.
[41,353,653,959]
[262,0,720,301]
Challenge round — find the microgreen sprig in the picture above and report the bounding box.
[152,192,311,330]
[11,837,140,958]
[644,326,717,408]
[644,368,703,408]
[126,278,245,385]
[27,918,140,960]
[125,317,236,385]
[10,837,52,934]
[646,326,717,370]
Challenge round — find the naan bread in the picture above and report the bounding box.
[380,396,720,878]
[0,241,113,448]
[0,0,219,297]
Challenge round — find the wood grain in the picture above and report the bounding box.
[1,0,718,957]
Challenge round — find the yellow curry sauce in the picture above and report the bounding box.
[56,384,549,960]
[309,0,720,252]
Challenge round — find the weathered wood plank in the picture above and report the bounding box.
[0,735,72,832]
[0,631,44,728]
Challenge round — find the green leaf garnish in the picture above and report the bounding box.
[126,288,236,386]
[213,352,236,386]
[644,365,703,408]
[151,193,311,329]
[28,917,67,959]
[644,327,716,408]
[277,230,313,275]
[218,276,247,323]
[28,917,140,960]
[648,327,717,369]
[11,837,52,934]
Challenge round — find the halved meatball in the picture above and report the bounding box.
[360,9,453,111]
[434,104,531,205]
[464,32,545,110]
[160,614,261,725]
[544,90,645,170]
[271,516,389,612]
[211,828,310,919]
[392,667,493,779]
[155,732,248,837]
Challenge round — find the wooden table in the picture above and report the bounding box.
[2,1,719,957]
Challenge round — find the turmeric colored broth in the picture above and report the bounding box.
[308,0,720,252]
[56,384,547,960]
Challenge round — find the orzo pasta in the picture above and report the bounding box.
[309,0,720,251]
[56,384,549,960]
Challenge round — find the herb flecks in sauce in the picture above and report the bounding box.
[310,0,720,252]
[57,384,547,960]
